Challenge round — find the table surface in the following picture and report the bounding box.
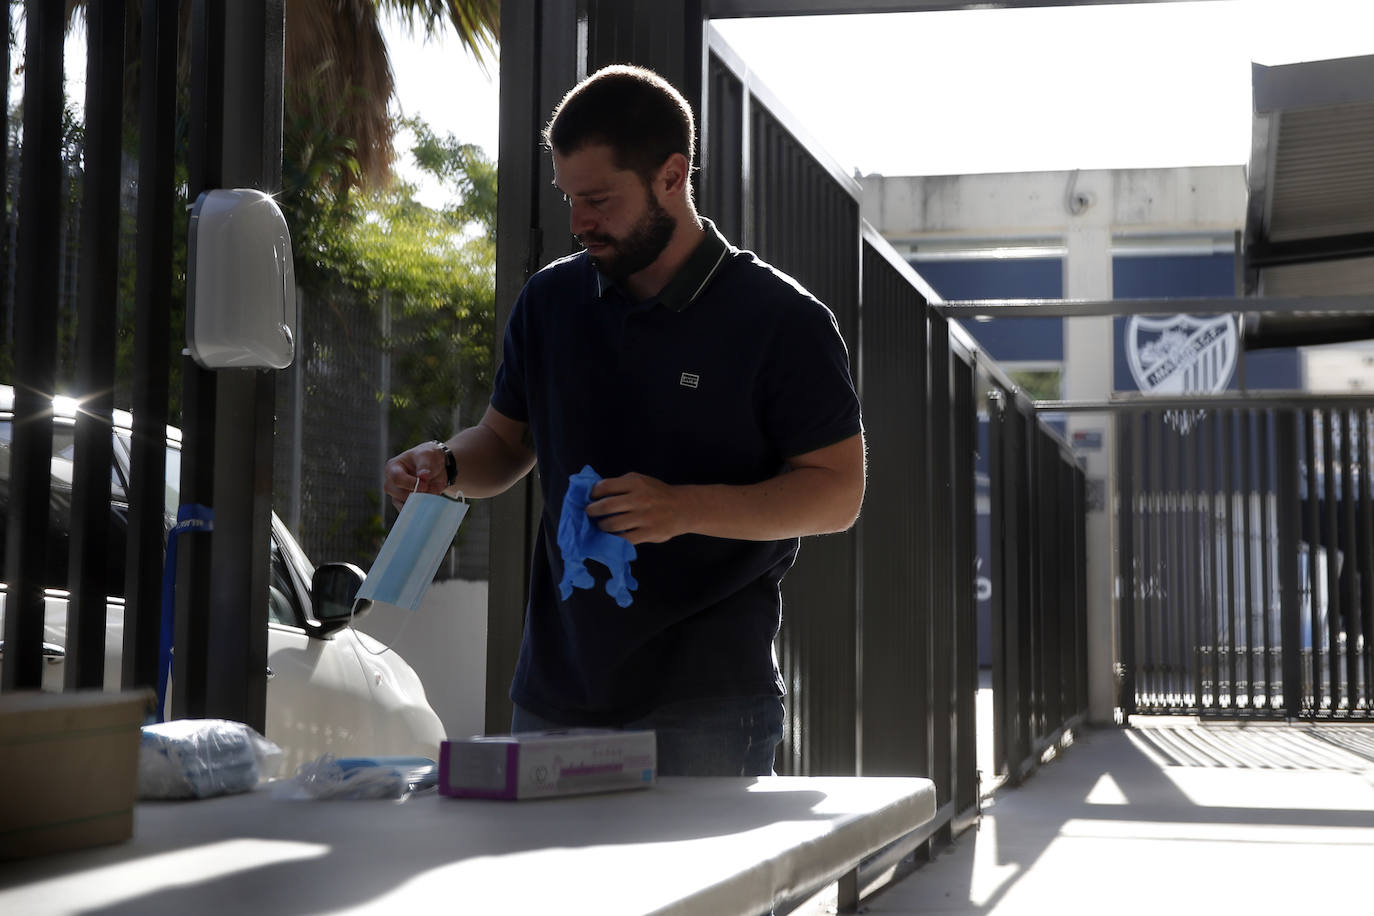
[0,775,936,916]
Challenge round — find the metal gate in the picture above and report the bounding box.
[1118,398,1374,718]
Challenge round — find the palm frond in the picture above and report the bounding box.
[62,0,501,190]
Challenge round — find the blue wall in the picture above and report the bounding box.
[912,258,1062,362]
[912,251,1302,390]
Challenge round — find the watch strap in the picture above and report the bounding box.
[431,440,458,487]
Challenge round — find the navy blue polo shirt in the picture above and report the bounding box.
[491,218,861,726]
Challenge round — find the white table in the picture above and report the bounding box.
[0,776,936,916]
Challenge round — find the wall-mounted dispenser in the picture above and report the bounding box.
[186,188,296,370]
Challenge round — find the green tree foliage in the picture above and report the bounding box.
[335,134,496,450]
[276,113,497,560]
[281,97,497,446]
[1008,369,1062,402]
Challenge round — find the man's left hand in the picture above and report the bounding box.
[586,473,690,545]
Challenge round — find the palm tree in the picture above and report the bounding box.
[63,0,500,190]
[285,0,498,188]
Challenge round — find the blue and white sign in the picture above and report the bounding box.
[1124,313,1238,395]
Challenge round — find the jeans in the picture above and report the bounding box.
[511,694,785,777]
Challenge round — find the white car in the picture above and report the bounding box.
[0,386,446,775]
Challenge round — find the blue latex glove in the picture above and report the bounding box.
[557,465,639,607]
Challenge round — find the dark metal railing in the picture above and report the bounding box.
[1117,398,1374,718]
[702,26,1088,835]
[4,0,64,691]
[3,3,283,736]
[988,387,1089,783]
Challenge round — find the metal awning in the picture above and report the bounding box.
[1243,54,1374,347]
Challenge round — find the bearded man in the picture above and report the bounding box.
[385,64,865,776]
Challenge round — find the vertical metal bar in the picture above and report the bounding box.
[930,316,952,809]
[1016,407,1033,765]
[953,357,978,817]
[988,389,1010,775]
[1032,429,1044,731]
[66,0,126,690]
[1036,428,1051,735]
[1197,412,1211,713]
[1024,420,1039,738]
[1197,413,1214,713]
[124,0,180,694]
[1339,410,1359,707]
[1221,409,1238,710]
[1275,410,1303,718]
[1024,417,1040,745]
[1043,433,1056,729]
[1137,409,1159,708]
[486,0,568,733]
[1049,446,1062,725]
[1036,431,1052,731]
[1304,409,1323,711]
[180,0,284,732]
[1076,463,1088,716]
[1258,411,1274,709]
[1359,410,1374,710]
[702,56,743,243]
[175,0,225,719]
[856,244,920,776]
[1188,414,1203,711]
[912,305,931,777]
[783,136,858,776]
[1117,411,1137,717]
[1043,433,1062,730]
[1168,415,1182,709]
[1003,399,1028,776]
[1239,409,1256,711]
[2,0,64,692]
[1168,419,1184,707]
[1323,408,1342,711]
[1145,411,1163,708]
[837,868,859,914]
[1058,453,1074,722]
[0,0,9,352]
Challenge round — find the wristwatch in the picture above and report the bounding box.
[431,440,458,487]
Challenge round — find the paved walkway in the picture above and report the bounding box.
[802,717,1374,914]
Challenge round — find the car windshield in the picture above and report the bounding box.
[0,419,123,497]
[2,415,316,617]
[0,419,128,595]
[115,433,183,519]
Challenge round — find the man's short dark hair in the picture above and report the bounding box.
[544,65,696,184]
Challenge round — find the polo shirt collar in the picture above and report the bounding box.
[594,218,733,311]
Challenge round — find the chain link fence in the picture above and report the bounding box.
[274,287,490,581]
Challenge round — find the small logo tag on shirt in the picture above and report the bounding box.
[679,372,700,389]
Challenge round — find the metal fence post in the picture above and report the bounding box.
[2,0,64,692]
[67,0,126,689]
[1274,409,1303,717]
[1116,411,1137,717]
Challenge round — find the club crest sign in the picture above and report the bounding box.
[1125,313,1237,395]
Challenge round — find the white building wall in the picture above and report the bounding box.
[861,167,1248,246]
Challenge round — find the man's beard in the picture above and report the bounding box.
[582,195,677,282]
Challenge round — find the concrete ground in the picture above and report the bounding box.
[793,688,1374,915]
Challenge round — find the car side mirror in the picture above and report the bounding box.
[310,562,367,637]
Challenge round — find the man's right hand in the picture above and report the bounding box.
[380,406,537,510]
[384,441,451,510]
